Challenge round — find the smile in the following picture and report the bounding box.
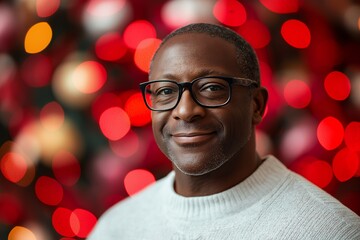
[171,132,216,145]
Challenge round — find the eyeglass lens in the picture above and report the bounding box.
[144,77,231,110]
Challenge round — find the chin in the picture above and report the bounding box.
[169,151,229,176]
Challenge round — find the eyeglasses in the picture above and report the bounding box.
[139,76,258,111]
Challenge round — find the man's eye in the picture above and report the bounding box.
[202,84,225,92]
[156,88,176,95]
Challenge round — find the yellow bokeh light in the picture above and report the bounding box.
[8,226,37,240]
[24,22,53,54]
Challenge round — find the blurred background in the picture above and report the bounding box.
[0,0,359,239]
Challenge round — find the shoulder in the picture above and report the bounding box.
[88,172,174,239]
[267,162,360,238]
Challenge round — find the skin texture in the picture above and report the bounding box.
[150,33,268,197]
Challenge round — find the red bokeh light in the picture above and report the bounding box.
[324,71,351,101]
[283,80,312,109]
[317,116,344,150]
[52,151,81,186]
[237,20,271,49]
[213,0,247,27]
[70,209,97,238]
[332,147,359,182]
[35,176,63,206]
[21,54,52,87]
[344,122,360,152]
[109,130,140,158]
[95,32,127,61]
[1,152,28,183]
[303,159,333,188]
[36,0,61,17]
[73,61,107,94]
[281,19,311,49]
[123,20,157,49]
[259,0,299,14]
[52,207,75,237]
[124,169,155,196]
[134,38,161,73]
[124,92,151,127]
[99,107,131,141]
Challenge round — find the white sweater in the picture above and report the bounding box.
[88,156,360,239]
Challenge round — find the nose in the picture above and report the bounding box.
[171,89,206,122]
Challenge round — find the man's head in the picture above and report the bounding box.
[150,23,260,85]
[145,23,267,178]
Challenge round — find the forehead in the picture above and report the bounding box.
[150,33,240,79]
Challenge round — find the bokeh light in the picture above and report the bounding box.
[161,0,214,29]
[124,92,151,127]
[24,22,53,54]
[1,152,28,183]
[36,0,61,17]
[95,32,128,61]
[344,122,360,152]
[72,61,107,94]
[99,107,131,141]
[82,0,132,36]
[134,38,161,73]
[52,207,75,237]
[281,19,311,48]
[324,71,351,101]
[237,20,271,49]
[317,116,344,150]
[124,169,156,196]
[8,226,36,240]
[0,194,23,225]
[35,176,64,206]
[283,80,311,108]
[70,209,97,238]
[213,0,247,27]
[303,157,333,188]
[332,147,359,182]
[123,20,157,49]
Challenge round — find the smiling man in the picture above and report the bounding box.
[88,23,360,239]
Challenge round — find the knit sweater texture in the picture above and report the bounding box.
[88,156,360,239]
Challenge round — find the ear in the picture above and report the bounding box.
[252,87,268,125]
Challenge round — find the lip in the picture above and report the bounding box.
[171,131,216,145]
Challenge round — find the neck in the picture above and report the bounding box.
[173,136,262,197]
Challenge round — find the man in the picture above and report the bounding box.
[89,23,360,239]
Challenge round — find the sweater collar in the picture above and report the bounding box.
[161,155,289,220]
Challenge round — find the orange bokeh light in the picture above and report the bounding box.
[24,22,52,54]
[134,38,161,73]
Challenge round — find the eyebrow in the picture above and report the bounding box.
[153,69,232,81]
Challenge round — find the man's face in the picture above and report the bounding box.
[150,33,256,176]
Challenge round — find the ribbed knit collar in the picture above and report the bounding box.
[161,155,289,221]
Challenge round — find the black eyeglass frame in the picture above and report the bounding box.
[139,76,259,111]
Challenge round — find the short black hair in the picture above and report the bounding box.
[150,23,260,85]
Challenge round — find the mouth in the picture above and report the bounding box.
[171,131,216,146]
